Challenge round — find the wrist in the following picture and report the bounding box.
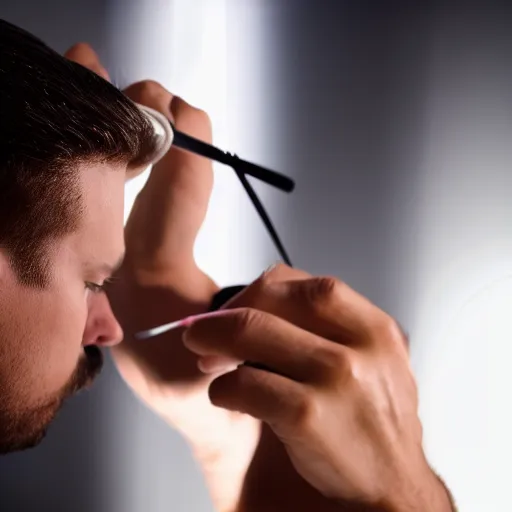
[381,465,455,512]
[187,422,260,512]
[192,447,244,512]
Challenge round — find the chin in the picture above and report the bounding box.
[0,428,48,454]
[0,398,60,454]
[0,347,103,455]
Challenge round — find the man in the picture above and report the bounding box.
[0,19,455,511]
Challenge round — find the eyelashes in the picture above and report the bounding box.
[85,276,118,294]
[85,281,106,294]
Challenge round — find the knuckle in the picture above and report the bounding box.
[183,105,213,135]
[319,345,354,381]
[124,79,170,105]
[289,392,316,431]
[239,264,310,310]
[262,262,292,281]
[304,276,342,311]
[260,263,308,287]
[253,266,283,294]
[237,265,290,308]
[375,314,407,349]
[138,79,167,96]
[231,307,261,339]
[244,278,268,308]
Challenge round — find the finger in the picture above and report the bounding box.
[197,355,241,375]
[208,365,309,432]
[219,263,311,309]
[228,273,404,350]
[217,265,399,350]
[183,308,338,382]
[63,43,111,81]
[259,263,311,283]
[123,82,213,271]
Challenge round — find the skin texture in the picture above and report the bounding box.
[98,69,454,511]
[0,42,455,511]
[185,266,455,511]
[0,161,125,453]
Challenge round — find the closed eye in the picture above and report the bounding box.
[85,277,117,294]
[85,281,106,294]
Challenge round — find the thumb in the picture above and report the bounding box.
[123,82,214,276]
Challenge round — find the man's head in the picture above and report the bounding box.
[0,20,158,453]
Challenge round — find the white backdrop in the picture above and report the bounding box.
[0,2,510,511]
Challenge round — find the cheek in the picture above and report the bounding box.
[0,282,88,404]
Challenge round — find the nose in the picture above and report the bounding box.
[83,293,124,347]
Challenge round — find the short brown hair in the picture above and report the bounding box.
[0,19,159,287]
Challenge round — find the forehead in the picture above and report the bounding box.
[73,162,126,264]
